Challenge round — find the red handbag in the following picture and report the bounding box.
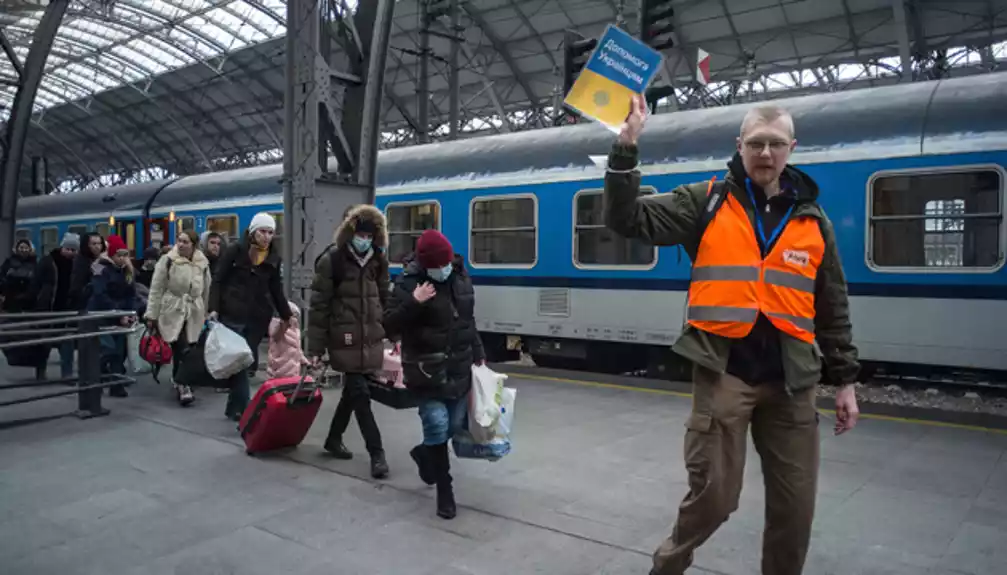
[140,327,173,365]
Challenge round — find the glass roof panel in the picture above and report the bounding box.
[0,0,319,122]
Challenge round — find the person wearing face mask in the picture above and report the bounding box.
[382,229,486,520]
[87,234,138,398]
[307,204,391,479]
[208,212,292,421]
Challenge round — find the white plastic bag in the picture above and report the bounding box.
[469,364,507,443]
[203,321,254,379]
[126,324,152,375]
[495,386,516,437]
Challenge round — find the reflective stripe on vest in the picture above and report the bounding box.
[686,188,824,344]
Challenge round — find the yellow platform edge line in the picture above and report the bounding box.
[508,371,1007,436]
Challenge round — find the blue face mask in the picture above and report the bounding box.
[427,263,453,283]
[351,235,372,253]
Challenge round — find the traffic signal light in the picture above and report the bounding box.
[640,0,676,51]
[562,30,598,96]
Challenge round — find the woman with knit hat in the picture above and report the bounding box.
[86,234,139,397]
[208,212,292,421]
[383,229,487,520]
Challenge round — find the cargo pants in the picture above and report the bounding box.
[652,366,820,575]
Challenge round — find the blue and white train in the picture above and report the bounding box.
[15,72,1007,381]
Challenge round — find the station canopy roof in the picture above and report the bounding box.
[1,0,1006,194]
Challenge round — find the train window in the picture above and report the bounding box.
[470,195,537,266]
[574,187,657,267]
[385,202,440,264]
[176,216,195,235]
[869,168,1003,270]
[40,227,59,254]
[67,225,87,237]
[207,215,239,243]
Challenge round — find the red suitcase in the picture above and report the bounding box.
[239,372,323,455]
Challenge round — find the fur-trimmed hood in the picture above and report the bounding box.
[333,204,388,250]
[167,245,210,268]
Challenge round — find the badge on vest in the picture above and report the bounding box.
[344,333,353,346]
[783,250,810,267]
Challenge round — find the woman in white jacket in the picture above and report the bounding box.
[144,231,211,406]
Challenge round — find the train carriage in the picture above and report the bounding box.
[15,72,1007,381]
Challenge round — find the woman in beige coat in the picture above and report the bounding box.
[144,231,211,406]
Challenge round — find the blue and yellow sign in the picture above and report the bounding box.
[563,24,664,131]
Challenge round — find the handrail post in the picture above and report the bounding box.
[74,314,108,419]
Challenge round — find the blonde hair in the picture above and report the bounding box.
[740,105,795,139]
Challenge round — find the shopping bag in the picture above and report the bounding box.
[175,327,221,388]
[469,364,507,443]
[204,321,254,380]
[126,325,153,375]
[381,347,404,388]
[453,384,516,462]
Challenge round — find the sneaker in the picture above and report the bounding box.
[178,385,194,406]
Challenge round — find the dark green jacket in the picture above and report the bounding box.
[604,142,860,392]
[307,204,390,374]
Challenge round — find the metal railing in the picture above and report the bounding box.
[0,310,139,425]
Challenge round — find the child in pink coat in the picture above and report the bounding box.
[267,301,310,380]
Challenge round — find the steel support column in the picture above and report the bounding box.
[283,0,395,309]
[448,0,461,140]
[418,0,431,144]
[0,0,69,257]
[891,0,914,80]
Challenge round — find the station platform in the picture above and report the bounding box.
[1,359,1005,575]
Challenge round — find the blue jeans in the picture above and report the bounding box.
[59,342,74,379]
[221,321,254,419]
[418,397,468,446]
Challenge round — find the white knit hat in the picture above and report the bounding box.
[248,212,276,235]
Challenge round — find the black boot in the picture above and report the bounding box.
[430,442,456,519]
[109,384,128,397]
[323,438,353,459]
[370,450,389,479]
[410,445,436,486]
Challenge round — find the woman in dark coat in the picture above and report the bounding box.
[383,229,486,520]
[69,232,105,311]
[208,212,292,421]
[87,234,138,397]
[31,233,80,380]
[0,238,38,312]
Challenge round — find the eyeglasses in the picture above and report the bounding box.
[743,139,791,153]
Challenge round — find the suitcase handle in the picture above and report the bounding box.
[287,365,324,407]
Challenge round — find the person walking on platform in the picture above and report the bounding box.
[69,232,105,311]
[605,96,861,575]
[208,212,291,421]
[87,234,138,398]
[383,230,487,520]
[30,233,80,380]
[307,204,390,479]
[144,231,212,406]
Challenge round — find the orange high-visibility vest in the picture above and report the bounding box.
[686,180,824,344]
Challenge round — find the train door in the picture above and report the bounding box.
[114,219,137,256]
[146,218,169,251]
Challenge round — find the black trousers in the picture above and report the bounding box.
[326,373,384,455]
[170,322,190,382]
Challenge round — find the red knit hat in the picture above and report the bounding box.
[105,234,128,255]
[415,229,453,269]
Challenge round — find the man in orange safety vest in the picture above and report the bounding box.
[604,95,861,575]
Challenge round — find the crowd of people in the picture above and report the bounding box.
[0,206,484,521]
[1,100,865,572]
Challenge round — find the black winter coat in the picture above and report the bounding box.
[0,254,37,312]
[208,234,291,342]
[69,232,105,311]
[383,254,485,400]
[31,249,75,312]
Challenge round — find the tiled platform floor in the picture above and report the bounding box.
[1,359,1004,575]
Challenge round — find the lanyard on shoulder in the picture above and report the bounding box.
[745,178,794,254]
